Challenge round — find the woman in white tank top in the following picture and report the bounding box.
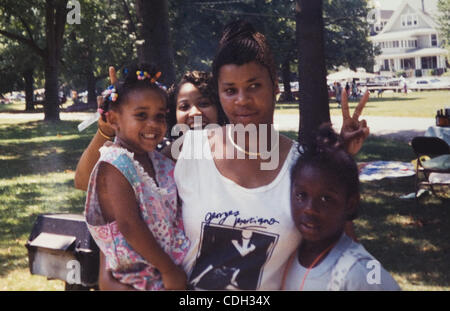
[168,21,369,290]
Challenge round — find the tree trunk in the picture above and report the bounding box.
[281,59,294,102]
[135,0,176,86]
[43,0,68,121]
[24,69,34,111]
[87,71,97,108]
[296,0,330,145]
[44,58,60,120]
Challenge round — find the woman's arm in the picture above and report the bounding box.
[75,67,119,190]
[97,162,187,290]
[74,123,114,190]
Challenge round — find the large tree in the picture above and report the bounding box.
[0,0,68,121]
[296,0,330,144]
[135,0,175,86]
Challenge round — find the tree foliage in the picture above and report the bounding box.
[437,0,450,46]
[323,0,376,71]
[0,0,68,120]
[62,0,135,105]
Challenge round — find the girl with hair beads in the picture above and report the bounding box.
[84,63,189,290]
[283,125,400,291]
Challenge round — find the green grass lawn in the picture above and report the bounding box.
[0,95,449,290]
[276,90,450,118]
[0,117,94,290]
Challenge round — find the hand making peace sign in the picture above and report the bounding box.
[340,89,370,155]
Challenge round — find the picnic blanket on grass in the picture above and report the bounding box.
[358,161,416,181]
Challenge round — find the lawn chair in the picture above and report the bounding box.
[411,136,450,199]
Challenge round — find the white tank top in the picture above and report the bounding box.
[174,129,302,290]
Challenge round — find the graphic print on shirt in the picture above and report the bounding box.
[188,222,279,290]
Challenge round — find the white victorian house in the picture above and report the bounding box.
[370,0,448,77]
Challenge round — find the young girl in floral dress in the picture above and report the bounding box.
[84,63,189,290]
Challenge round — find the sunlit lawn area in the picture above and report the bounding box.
[276,90,450,118]
[0,93,449,290]
[0,117,93,290]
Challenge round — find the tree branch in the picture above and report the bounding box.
[122,0,137,36]
[0,29,46,58]
[18,15,35,42]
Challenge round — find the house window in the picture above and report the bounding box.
[421,56,437,69]
[389,59,395,70]
[384,59,389,70]
[394,41,399,48]
[431,34,437,47]
[401,58,415,70]
[401,14,419,27]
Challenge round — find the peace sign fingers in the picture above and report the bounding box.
[352,90,369,121]
[339,89,370,155]
[340,88,351,120]
[109,66,118,85]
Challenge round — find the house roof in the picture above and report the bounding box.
[375,47,448,59]
[380,10,394,20]
[371,28,436,41]
[378,0,438,35]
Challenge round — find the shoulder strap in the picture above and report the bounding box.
[327,243,372,291]
[98,145,141,188]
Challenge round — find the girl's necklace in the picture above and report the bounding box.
[281,242,337,291]
[226,125,279,157]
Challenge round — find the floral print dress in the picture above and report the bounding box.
[84,145,189,290]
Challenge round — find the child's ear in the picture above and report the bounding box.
[345,193,359,220]
[106,110,120,132]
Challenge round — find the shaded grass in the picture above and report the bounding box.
[276,90,450,118]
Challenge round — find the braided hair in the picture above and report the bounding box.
[212,20,278,92]
[292,124,360,220]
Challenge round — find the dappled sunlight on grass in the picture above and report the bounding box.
[357,175,450,289]
[0,119,90,285]
[0,171,87,278]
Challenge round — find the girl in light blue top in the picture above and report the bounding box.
[283,125,400,291]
